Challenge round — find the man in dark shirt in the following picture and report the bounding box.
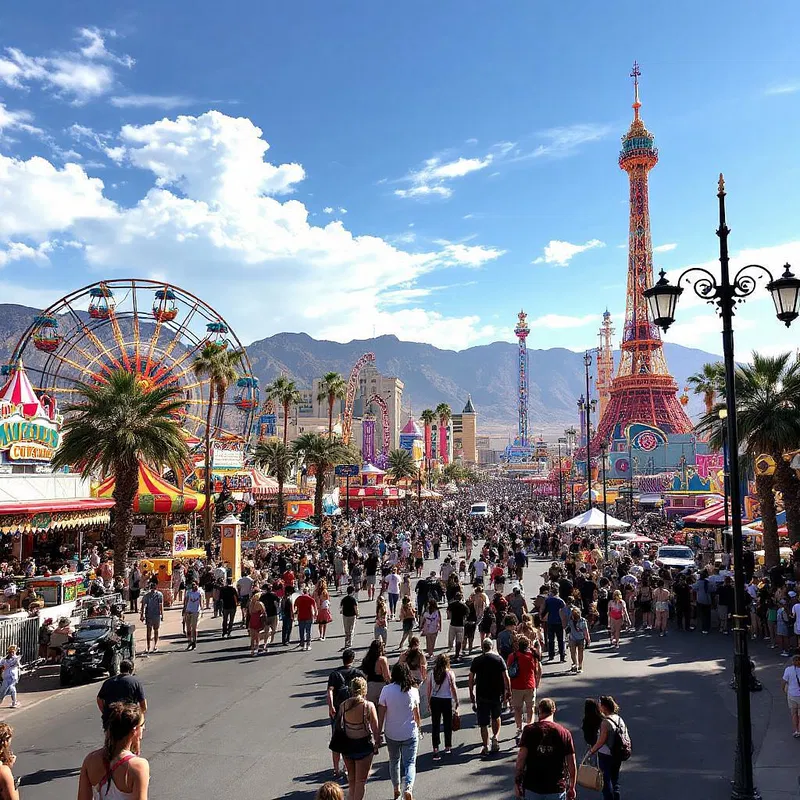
[326,648,365,776]
[219,577,239,638]
[514,697,576,799]
[717,576,735,634]
[260,584,281,648]
[544,589,567,662]
[447,592,469,660]
[415,575,430,622]
[364,553,379,600]
[558,575,574,602]
[97,660,146,728]
[340,585,359,648]
[469,638,511,757]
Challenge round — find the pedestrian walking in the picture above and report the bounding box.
[374,596,388,646]
[361,638,390,705]
[427,653,458,760]
[397,597,416,651]
[128,564,141,614]
[236,568,254,627]
[608,590,630,648]
[652,580,671,636]
[446,592,469,660]
[78,702,149,800]
[0,646,21,708]
[544,588,566,662]
[248,594,267,655]
[581,698,603,748]
[566,607,590,673]
[0,724,18,800]
[336,676,380,800]
[378,662,421,800]
[314,579,332,640]
[182,580,203,650]
[295,586,318,651]
[514,697,577,800]
[282,588,296,646]
[469,638,511,757]
[260,582,281,649]
[97,660,146,728]
[421,599,441,658]
[398,636,428,685]
[140,579,164,654]
[219,577,239,638]
[508,635,539,744]
[781,653,800,737]
[386,567,401,619]
[588,695,631,800]
[327,649,366,781]
[341,585,359,649]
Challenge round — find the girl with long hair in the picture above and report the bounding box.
[361,638,391,705]
[78,702,149,799]
[314,579,332,640]
[421,599,441,658]
[398,636,427,685]
[378,663,421,800]
[374,596,388,646]
[247,594,266,656]
[427,654,458,760]
[0,723,18,800]
[339,677,380,800]
[397,597,416,652]
[608,590,630,649]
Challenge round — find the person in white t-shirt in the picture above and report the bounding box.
[386,568,401,620]
[378,662,421,800]
[236,571,254,626]
[790,595,800,637]
[182,581,204,650]
[781,653,800,737]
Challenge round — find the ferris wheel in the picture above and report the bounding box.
[8,279,258,443]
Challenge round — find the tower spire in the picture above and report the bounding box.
[630,60,641,120]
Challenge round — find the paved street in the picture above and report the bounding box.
[5,552,797,799]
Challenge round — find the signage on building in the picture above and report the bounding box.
[211,444,244,470]
[30,512,53,529]
[335,464,360,478]
[0,416,60,463]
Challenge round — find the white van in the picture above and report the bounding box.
[469,502,490,517]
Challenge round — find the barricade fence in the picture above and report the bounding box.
[0,616,40,666]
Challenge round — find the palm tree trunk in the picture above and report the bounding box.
[756,472,780,568]
[204,391,215,542]
[328,398,333,439]
[314,469,325,527]
[283,403,289,446]
[704,392,714,416]
[113,461,139,576]
[277,476,285,529]
[775,454,800,545]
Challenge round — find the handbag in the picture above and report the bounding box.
[507,653,520,679]
[328,708,350,754]
[451,709,461,731]
[577,751,604,791]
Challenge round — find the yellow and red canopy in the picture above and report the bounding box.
[95,462,206,514]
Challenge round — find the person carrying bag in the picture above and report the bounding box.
[577,751,604,791]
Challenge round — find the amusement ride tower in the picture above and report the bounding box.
[514,310,530,446]
[594,63,692,443]
[595,310,615,420]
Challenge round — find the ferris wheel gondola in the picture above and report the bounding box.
[11,279,258,443]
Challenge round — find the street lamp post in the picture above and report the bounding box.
[720,407,731,551]
[557,437,567,520]
[578,353,597,512]
[600,441,609,560]
[645,176,800,800]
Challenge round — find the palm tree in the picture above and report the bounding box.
[687,362,725,416]
[420,409,436,461]
[435,402,452,464]
[386,448,416,483]
[192,343,242,541]
[267,375,302,446]
[442,462,466,484]
[699,352,800,565]
[51,370,189,575]
[254,440,295,529]
[317,371,347,439]
[292,432,348,526]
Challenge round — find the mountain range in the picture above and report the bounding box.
[0,302,720,435]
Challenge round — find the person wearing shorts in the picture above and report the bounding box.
[469,639,511,757]
[183,581,203,650]
[782,653,800,737]
[139,579,163,653]
[507,636,539,743]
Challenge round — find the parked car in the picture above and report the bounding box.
[59,615,135,686]
[655,545,696,571]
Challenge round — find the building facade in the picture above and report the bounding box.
[451,395,478,465]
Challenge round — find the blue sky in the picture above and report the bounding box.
[0,2,799,356]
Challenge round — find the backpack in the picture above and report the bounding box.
[608,715,632,762]
[332,669,353,711]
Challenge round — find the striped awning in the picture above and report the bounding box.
[682,500,730,528]
[0,498,115,534]
[94,462,206,514]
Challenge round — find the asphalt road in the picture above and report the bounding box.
[6,550,780,800]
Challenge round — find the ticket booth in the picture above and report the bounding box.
[218,514,242,581]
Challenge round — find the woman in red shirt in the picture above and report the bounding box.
[507,635,540,744]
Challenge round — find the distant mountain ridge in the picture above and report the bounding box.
[0,303,718,430]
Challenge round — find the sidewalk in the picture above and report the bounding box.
[8,600,225,715]
[753,657,800,799]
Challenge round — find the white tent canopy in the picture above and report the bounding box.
[561,507,630,530]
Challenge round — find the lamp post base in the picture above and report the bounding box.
[731,740,760,800]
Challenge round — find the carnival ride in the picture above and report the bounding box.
[342,352,375,445]
[365,393,391,468]
[10,279,258,442]
[593,64,692,444]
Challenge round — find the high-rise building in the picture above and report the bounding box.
[594,63,693,446]
[452,395,477,465]
[353,362,404,450]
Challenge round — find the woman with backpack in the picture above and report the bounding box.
[588,695,631,800]
[336,677,380,800]
[567,606,590,674]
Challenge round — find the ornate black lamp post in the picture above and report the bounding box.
[645,176,800,800]
[557,436,567,520]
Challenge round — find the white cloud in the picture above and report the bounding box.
[0,102,41,136]
[653,243,677,253]
[110,95,196,109]
[0,110,504,349]
[533,238,605,267]
[395,154,493,200]
[0,28,132,102]
[322,206,334,214]
[765,83,799,96]
[0,240,53,267]
[339,207,347,214]
[510,124,612,161]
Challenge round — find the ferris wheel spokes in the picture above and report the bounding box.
[151,301,201,374]
[105,298,131,372]
[61,297,124,372]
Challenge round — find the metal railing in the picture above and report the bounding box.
[0,616,40,666]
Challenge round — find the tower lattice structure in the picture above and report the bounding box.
[596,310,615,420]
[514,310,530,447]
[595,63,693,442]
